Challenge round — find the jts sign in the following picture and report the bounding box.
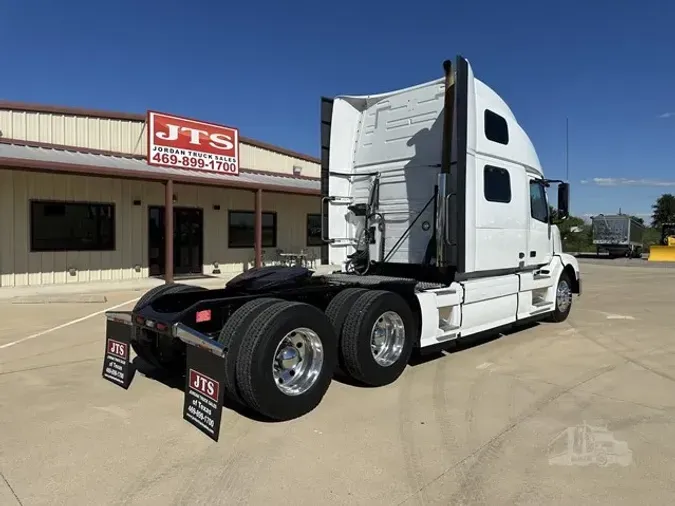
[147,111,239,176]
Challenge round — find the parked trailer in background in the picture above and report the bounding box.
[101,55,582,440]
[591,214,645,258]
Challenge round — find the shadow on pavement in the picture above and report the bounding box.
[131,356,273,423]
[408,320,542,366]
[574,252,648,261]
[331,324,532,387]
[129,320,542,421]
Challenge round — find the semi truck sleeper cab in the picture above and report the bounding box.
[103,55,581,423]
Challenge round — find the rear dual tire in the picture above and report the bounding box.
[328,289,415,387]
[217,297,281,407]
[220,288,415,420]
[224,300,338,421]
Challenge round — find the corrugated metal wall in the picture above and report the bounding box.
[0,169,321,287]
[0,109,320,178]
[0,110,147,156]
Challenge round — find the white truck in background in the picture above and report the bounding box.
[105,55,582,427]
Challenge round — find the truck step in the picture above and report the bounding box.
[439,323,460,332]
[436,330,459,343]
[532,300,553,308]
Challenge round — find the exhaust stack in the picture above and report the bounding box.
[436,59,455,267]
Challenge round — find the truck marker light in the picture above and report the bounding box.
[196,309,212,323]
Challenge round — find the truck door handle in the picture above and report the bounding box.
[530,251,536,257]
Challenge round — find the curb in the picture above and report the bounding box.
[0,265,344,304]
[10,294,109,304]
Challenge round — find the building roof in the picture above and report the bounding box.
[0,100,320,164]
[0,140,320,196]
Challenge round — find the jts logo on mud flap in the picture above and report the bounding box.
[189,369,219,402]
[108,339,128,359]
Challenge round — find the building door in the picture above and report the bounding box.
[148,206,204,277]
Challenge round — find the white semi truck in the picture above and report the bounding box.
[103,55,581,429]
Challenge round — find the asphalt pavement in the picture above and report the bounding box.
[1,262,674,505]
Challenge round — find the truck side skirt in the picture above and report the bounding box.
[416,256,567,349]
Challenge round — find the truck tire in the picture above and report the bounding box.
[132,283,206,370]
[340,290,415,387]
[217,297,283,406]
[324,288,368,368]
[235,301,337,421]
[547,271,573,323]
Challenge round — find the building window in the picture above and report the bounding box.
[483,165,512,203]
[530,180,549,223]
[306,214,322,246]
[228,210,277,248]
[484,109,509,145]
[30,200,116,252]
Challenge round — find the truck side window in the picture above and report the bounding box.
[530,180,548,223]
[484,165,511,203]
[484,109,509,145]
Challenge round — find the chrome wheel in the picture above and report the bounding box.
[272,328,324,396]
[370,311,406,367]
[556,279,572,313]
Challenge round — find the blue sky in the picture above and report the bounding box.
[1,0,674,222]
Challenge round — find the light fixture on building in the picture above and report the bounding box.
[213,261,221,275]
[173,194,178,203]
[293,165,302,176]
[133,199,142,206]
[213,204,221,211]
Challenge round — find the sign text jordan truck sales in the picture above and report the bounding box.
[147,111,240,175]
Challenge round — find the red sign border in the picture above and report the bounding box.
[146,110,240,176]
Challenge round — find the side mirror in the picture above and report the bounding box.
[557,182,570,219]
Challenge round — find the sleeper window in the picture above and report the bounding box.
[484,165,512,203]
[484,109,509,145]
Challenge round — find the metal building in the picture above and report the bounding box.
[0,102,323,288]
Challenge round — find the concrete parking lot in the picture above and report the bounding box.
[1,262,675,506]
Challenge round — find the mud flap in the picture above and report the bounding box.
[102,312,134,389]
[174,323,227,442]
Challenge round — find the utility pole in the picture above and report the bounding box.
[565,117,570,182]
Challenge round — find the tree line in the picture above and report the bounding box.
[553,193,675,253]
